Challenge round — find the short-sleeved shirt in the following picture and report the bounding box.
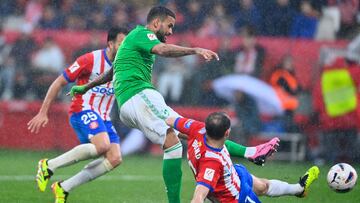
[174,117,241,203]
[113,25,161,107]
[63,49,115,121]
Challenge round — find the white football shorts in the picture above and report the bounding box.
[119,89,181,145]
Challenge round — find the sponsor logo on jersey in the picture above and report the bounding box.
[91,86,114,95]
[185,119,194,129]
[147,33,157,40]
[68,62,80,73]
[192,140,201,159]
[89,121,99,129]
[204,168,215,181]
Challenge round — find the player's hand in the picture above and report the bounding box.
[248,137,280,166]
[67,85,88,97]
[194,48,219,62]
[27,112,49,134]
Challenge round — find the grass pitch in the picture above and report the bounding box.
[0,149,359,203]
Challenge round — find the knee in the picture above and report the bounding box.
[107,154,122,168]
[257,180,270,196]
[253,178,269,196]
[95,143,111,155]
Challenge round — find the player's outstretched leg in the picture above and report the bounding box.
[51,181,68,203]
[36,159,53,192]
[296,166,320,197]
[163,129,183,203]
[252,165,319,198]
[36,144,98,192]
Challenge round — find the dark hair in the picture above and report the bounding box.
[147,6,176,23]
[107,27,129,42]
[205,112,231,140]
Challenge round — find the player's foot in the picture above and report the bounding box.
[248,137,280,165]
[296,166,320,197]
[51,181,68,203]
[36,159,53,192]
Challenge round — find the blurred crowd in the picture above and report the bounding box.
[1,0,360,163]
[0,0,359,39]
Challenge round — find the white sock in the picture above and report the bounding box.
[163,142,183,159]
[121,129,147,156]
[61,158,113,192]
[48,143,98,172]
[266,180,303,197]
[244,146,256,158]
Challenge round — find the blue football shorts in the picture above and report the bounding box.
[235,164,261,203]
[70,110,120,144]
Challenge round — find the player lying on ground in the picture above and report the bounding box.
[27,27,128,203]
[166,112,320,203]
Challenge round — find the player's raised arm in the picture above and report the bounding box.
[69,68,113,97]
[27,75,68,133]
[152,43,219,61]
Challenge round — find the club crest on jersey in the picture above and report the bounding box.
[89,121,99,129]
[204,168,215,181]
[147,33,157,40]
[185,119,194,129]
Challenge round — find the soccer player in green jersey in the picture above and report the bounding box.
[69,6,279,202]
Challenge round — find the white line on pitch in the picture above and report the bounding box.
[0,175,161,181]
[0,175,193,181]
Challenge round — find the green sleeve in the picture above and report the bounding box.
[225,140,247,158]
[135,30,161,53]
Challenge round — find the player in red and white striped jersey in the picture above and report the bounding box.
[28,27,128,202]
[166,112,320,203]
[63,47,115,121]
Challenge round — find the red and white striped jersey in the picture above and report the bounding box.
[174,117,241,203]
[63,49,115,121]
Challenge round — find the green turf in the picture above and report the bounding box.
[0,149,359,203]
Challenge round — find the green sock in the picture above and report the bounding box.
[225,140,247,158]
[163,143,183,203]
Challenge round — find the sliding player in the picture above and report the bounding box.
[166,112,319,203]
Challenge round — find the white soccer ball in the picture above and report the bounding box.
[327,163,358,193]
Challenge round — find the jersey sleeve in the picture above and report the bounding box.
[62,53,93,83]
[134,29,161,53]
[196,159,222,192]
[173,117,205,139]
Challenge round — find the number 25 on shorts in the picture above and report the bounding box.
[81,112,98,125]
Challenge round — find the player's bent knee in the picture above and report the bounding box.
[107,154,122,167]
[95,143,111,155]
[91,132,111,154]
[105,147,122,168]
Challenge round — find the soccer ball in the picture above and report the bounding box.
[327,163,358,193]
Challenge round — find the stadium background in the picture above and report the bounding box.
[0,0,360,202]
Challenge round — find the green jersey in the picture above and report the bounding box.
[113,25,161,106]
